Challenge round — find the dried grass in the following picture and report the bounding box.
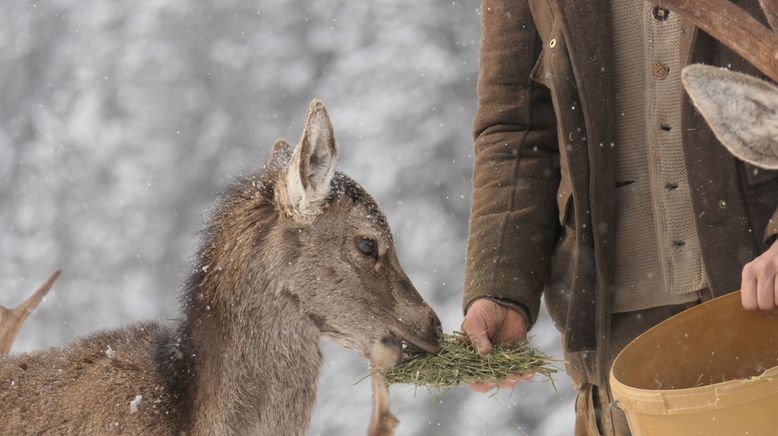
[381,332,558,389]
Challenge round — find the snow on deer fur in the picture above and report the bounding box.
[0,100,442,436]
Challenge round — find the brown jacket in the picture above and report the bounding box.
[463,0,778,387]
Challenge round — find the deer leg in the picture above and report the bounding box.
[367,372,399,436]
[0,270,61,355]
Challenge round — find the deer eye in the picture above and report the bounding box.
[356,238,377,258]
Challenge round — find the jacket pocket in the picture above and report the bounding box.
[529,48,548,87]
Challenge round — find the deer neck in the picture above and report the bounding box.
[180,269,322,435]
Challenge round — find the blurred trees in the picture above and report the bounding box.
[0,1,573,434]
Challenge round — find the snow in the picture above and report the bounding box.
[0,1,575,434]
[130,394,143,414]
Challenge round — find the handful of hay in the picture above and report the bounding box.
[382,333,557,389]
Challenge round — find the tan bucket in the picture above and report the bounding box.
[610,291,778,436]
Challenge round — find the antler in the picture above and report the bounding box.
[0,270,61,355]
[758,0,778,32]
[367,372,399,436]
[654,0,778,82]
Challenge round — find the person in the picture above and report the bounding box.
[459,1,778,435]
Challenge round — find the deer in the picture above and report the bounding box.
[0,99,442,435]
[655,0,778,169]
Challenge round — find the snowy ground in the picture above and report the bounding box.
[0,1,576,434]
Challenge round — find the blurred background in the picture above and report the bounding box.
[0,1,575,434]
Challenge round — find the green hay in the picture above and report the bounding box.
[382,332,558,389]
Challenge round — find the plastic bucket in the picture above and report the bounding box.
[610,291,778,436]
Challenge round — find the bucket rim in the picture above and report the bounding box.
[610,365,778,415]
[609,292,778,415]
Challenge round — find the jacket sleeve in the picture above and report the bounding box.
[463,0,560,328]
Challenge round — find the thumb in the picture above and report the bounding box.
[461,312,493,355]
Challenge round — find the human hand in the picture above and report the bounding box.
[741,241,778,311]
[461,298,533,392]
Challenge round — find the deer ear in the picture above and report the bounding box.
[284,99,338,220]
[682,64,778,170]
[267,138,293,178]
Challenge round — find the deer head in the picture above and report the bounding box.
[655,0,778,169]
[1,103,437,436]
[262,100,442,370]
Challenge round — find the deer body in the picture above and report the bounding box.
[0,100,441,435]
[1,323,186,434]
[1,233,322,435]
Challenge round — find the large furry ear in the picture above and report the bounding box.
[283,99,338,222]
[682,64,778,170]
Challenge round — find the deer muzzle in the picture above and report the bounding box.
[390,311,443,354]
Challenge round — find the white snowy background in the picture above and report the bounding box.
[0,1,576,434]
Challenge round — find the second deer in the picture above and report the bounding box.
[0,99,442,435]
[656,0,778,169]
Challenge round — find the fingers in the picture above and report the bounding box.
[757,267,776,310]
[463,299,528,351]
[773,273,778,305]
[462,299,499,355]
[496,375,523,389]
[741,267,758,311]
[462,298,530,354]
[741,248,778,312]
[468,382,493,393]
[468,373,534,393]
[462,299,535,393]
[462,313,493,355]
[493,307,529,346]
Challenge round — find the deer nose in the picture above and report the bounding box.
[426,313,443,347]
[430,314,442,338]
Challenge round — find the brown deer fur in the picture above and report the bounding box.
[0,100,442,435]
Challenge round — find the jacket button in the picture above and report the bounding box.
[719,200,728,209]
[652,62,669,80]
[652,6,670,21]
[549,38,557,48]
